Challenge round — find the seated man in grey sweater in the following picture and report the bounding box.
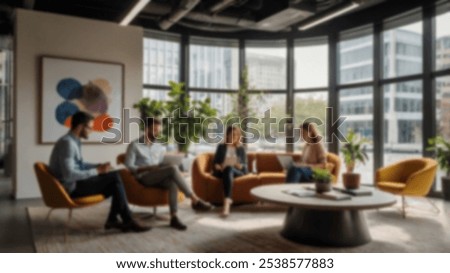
[125,117,213,231]
[49,111,150,233]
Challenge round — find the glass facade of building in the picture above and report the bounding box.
[140,5,450,193]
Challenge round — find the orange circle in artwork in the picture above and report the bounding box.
[64,116,72,128]
[93,114,113,132]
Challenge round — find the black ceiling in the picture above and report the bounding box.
[0,0,439,37]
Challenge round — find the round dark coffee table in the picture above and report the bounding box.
[251,184,396,247]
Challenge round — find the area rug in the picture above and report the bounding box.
[28,198,450,252]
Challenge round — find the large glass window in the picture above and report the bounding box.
[143,36,180,85]
[435,4,450,71]
[294,92,328,137]
[339,87,374,185]
[190,91,233,118]
[246,41,287,90]
[435,76,450,191]
[188,91,234,155]
[246,94,287,152]
[383,14,423,78]
[190,38,239,89]
[143,89,169,101]
[383,81,423,166]
[338,35,373,84]
[294,40,328,88]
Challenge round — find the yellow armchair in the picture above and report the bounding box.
[375,158,438,217]
[33,162,105,240]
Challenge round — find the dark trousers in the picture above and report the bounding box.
[71,171,132,223]
[214,166,245,198]
[286,166,313,183]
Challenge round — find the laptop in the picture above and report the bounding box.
[161,154,185,167]
[276,155,295,170]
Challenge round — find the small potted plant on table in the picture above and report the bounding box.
[341,129,369,189]
[313,168,332,193]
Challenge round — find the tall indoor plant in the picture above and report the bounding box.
[133,82,218,153]
[133,97,169,141]
[341,129,369,189]
[165,81,217,153]
[427,136,450,200]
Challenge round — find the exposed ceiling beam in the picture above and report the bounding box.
[178,20,244,32]
[255,2,315,31]
[209,0,239,14]
[159,0,201,30]
[120,0,152,26]
[143,3,288,32]
[299,0,362,30]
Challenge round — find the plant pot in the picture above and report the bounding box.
[342,173,361,190]
[442,176,450,201]
[315,181,331,193]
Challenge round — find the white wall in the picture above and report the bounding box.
[14,9,143,199]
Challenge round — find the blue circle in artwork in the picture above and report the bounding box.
[55,101,79,125]
[57,78,83,100]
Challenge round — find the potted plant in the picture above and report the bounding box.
[312,168,332,193]
[341,129,369,189]
[133,82,218,154]
[133,97,169,142]
[165,81,218,153]
[427,136,450,200]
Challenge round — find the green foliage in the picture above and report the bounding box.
[132,97,167,140]
[341,129,369,172]
[133,81,218,153]
[221,66,265,130]
[133,97,167,120]
[312,168,331,183]
[237,66,250,122]
[427,136,450,176]
[165,81,218,153]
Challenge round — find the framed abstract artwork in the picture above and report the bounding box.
[40,56,124,144]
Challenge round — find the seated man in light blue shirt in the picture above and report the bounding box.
[125,117,213,231]
[49,111,150,233]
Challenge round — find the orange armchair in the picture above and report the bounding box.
[33,162,105,240]
[375,158,438,218]
[116,154,184,214]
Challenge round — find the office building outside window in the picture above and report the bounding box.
[383,20,422,78]
[189,37,239,90]
[246,40,287,90]
[338,34,373,84]
[435,3,450,71]
[339,87,374,185]
[294,39,328,89]
[143,35,180,86]
[383,81,423,166]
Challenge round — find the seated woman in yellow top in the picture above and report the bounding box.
[286,122,327,183]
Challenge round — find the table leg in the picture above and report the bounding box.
[281,207,371,247]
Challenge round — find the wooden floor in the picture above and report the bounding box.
[0,176,42,253]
